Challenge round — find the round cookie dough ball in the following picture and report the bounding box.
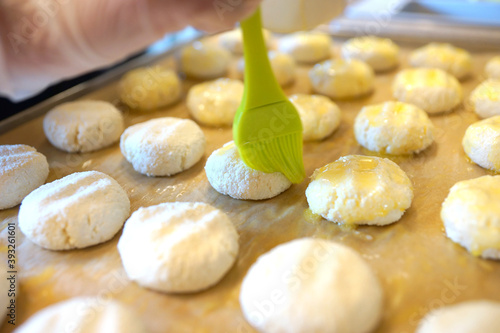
[118,202,239,293]
[409,43,472,80]
[0,145,49,210]
[205,141,291,200]
[309,59,375,100]
[14,297,146,333]
[180,41,231,79]
[441,175,500,259]
[289,94,341,141]
[43,100,124,153]
[392,68,463,114]
[240,238,383,333]
[278,32,331,63]
[341,36,399,72]
[485,56,500,79]
[306,155,414,225]
[462,116,500,172]
[469,79,500,118]
[187,78,244,127]
[416,301,500,333]
[119,66,181,111]
[120,117,206,176]
[354,101,435,155]
[18,171,130,250]
[219,28,273,54]
[238,51,296,87]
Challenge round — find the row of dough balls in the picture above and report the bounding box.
[42,75,499,160]
[15,167,240,293]
[42,100,206,177]
[239,237,500,333]
[205,144,414,227]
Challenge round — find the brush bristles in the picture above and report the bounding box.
[239,133,306,183]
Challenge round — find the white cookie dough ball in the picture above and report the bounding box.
[14,297,146,333]
[118,202,238,293]
[485,56,500,79]
[306,155,413,225]
[354,101,435,155]
[441,175,500,259]
[278,32,331,63]
[416,300,500,333]
[237,51,296,87]
[119,66,181,111]
[180,41,231,79]
[18,171,130,250]
[187,78,243,127]
[341,36,399,72]
[120,117,206,176]
[43,100,124,153]
[240,238,383,333]
[462,116,500,172]
[0,145,49,210]
[309,59,375,100]
[219,28,273,54]
[289,94,341,141]
[392,68,463,114]
[469,79,500,118]
[410,43,472,80]
[205,141,291,200]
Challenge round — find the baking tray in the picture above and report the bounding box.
[1,32,499,333]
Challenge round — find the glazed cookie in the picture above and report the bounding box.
[0,145,49,210]
[119,66,181,111]
[309,59,375,100]
[392,68,462,114]
[485,56,500,79]
[205,141,291,200]
[18,171,130,250]
[120,117,206,176]
[306,155,413,225]
[289,94,341,141]
[180,41,231,79]
[187,78,244,127]
[469,79,500,118]
[354,101,435,155]
[219,28,272,54]
[238,51,296,87]
[278,32,331,63]
[462,116,500,172]
[118,202,239,293]
[441,175,500,259]
[44,100,124,153]
[341,36,399,72]
[416,301,500,333]
[409,43,472,80]
[14,297,146,333]
[240,238,383,333]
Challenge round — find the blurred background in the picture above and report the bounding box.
[1,0,499,121]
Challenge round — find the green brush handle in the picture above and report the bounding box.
[240,8,287,110]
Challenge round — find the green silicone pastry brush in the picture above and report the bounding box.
[233,8,306,184]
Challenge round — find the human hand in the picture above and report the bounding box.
[0,0,261,100]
